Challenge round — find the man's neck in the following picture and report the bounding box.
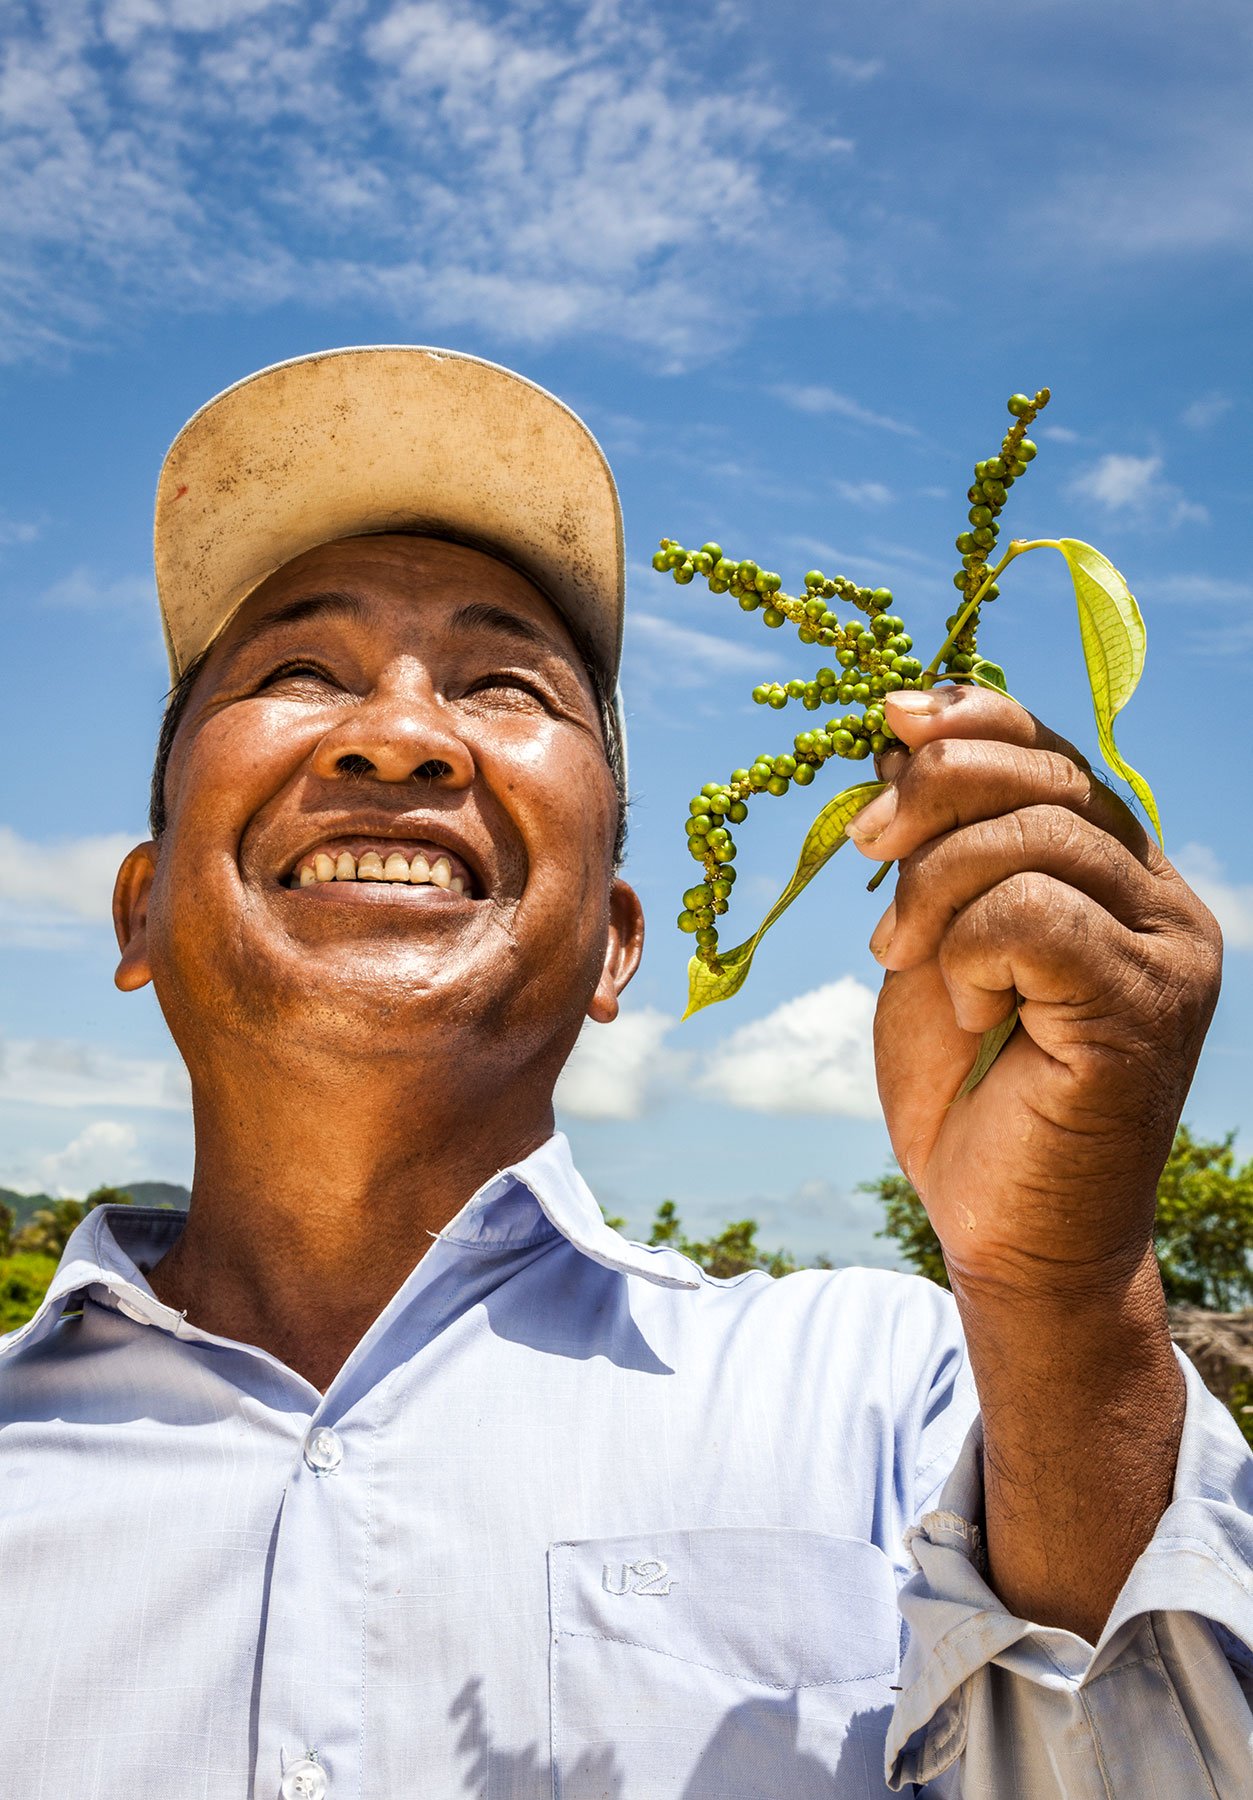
[147,1055,555,1393]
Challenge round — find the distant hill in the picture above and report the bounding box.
[0,1181,191,1226]
[125,1182,191,1211]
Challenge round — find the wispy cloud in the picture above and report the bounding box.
[770,384,920,438]
[1068,453,1207,528]
[0,0,842,365]
[0,825,138,945]
[1181,393,1234,432]
[0,513,41,548]
[833,478,894,508]
[0,1035,190,1111]
[624,610,761,684]
[829,53,883,83]
[38,567,154,611]
[1175,845,1253,950]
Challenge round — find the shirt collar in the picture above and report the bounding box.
[0,1131,697,1359]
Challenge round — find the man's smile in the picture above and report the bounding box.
[285,837,478,897]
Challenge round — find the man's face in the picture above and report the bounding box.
[120,536,639,1080]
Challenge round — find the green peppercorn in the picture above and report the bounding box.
[766,775,789,797]
[969,505,993,527]
[763,607,784,628]
[956,531,977,555]
[847,738,871,761]
[701,542,724,562]
[1007,393,1032,417]
[793,763,815,785]
[973,526,994,549]
[677,910,698,932]
[727,800,748,823]
[804,569,824,588]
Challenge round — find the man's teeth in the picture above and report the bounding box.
[296,850,467,893]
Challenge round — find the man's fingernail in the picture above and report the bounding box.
[847,785,898,843]
[886,686,963,715]
[869,899,897,961]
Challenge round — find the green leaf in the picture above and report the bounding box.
[956,1004,1020,1099]
[1050,539,1163,844]
[969,658,1009,694]
[684,781,886,1018]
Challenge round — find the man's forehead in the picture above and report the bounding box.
[220,533,581,660]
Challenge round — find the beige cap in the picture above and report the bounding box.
[154,345,625,686]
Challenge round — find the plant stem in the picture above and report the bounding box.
[866,540,1056,896]
[922,540,1038,684]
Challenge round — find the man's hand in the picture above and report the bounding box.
[848,682,1223,1642]
[850,683,1222,1295]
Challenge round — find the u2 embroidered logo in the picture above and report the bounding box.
[602,1558,676,1597]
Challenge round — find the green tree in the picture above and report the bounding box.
[0,1251,60,1335]
[10,1185,134,1261]
[869,1125,1253,1308]
[647,1199,815,1280]
[0,1199,13,1260]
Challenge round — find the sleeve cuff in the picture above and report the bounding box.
[886,1348,1253,1789]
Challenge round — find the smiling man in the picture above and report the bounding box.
[2,347,1252,1800]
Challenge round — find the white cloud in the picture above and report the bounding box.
[0,826,138,934]
[624,610,761,684]
[829,54,883,83]
[1175,845,1253,950]
[0,1036,191,1111]
[0,512,40,547]
[36,1119,139,1194]
[1181,393,1234,432]
[1039,424,1081,444]
[770,384,920,438]
[0,0,842,365]
[556,1005,682,1121]
[697,977,881,1118]
[1069,453,1207,527]
[38,566,154,611]
[833,478,893,508]
[1083,453,1162,510]
[1037,108,1253,261]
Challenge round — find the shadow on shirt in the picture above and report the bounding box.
[451,1676,895,1797]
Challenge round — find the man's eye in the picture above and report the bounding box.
[464,673,546,704]
[256,660,337,691]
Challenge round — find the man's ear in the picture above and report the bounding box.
[587,879,645,1025]
[113,842,158,992]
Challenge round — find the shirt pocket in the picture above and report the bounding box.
[549,1527,901,1799]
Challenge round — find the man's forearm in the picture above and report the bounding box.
[949,1240,1186,1646]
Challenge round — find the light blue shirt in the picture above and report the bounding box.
[1,1133,1251,1798]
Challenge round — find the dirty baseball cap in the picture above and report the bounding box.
[153,346,626,695]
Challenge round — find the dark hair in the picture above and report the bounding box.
[149,618,629,870]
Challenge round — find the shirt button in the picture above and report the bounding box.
[303,1426,343,1474]
[280,1757,328,1799]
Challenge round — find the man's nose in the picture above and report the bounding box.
[309,683,474,788]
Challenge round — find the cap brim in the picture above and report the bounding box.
[154,346,625,686]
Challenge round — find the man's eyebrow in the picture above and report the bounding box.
[226,590,366,657]
[448,600,565,657]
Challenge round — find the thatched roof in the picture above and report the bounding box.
[1169,1307,1253,1405]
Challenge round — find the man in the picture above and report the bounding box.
[1,345,1250,1799]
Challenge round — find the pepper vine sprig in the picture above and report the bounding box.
[654,389,1163,1042]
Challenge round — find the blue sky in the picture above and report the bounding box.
[2,0,1251,1265]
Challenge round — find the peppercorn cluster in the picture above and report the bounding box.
[941,388,1049,676]
[655,389,1049,972]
